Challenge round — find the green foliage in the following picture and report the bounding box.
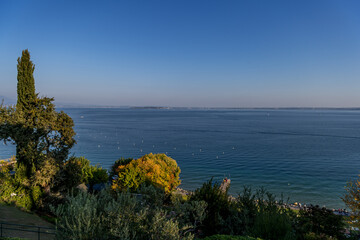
[51,170,347,240]
[343,176,360,229]
[190,178,238,236]
[32,157,59,193]
[135,184,168,208]
[31,185,43,207]
[16,49,36,111]
[201,235,262,240]
[59,156,108,191]
[0,182,33,210]
[112,153,181,193]
[172,197,207,235]
[109,157,133,179]
[52,188,194,240]
[297,205,344,240]
[236,186,258,235]
[249,188,294,240]
[190,181,295,239]
[0,165,34,210]
[1,96,76,181]
[135,184,207,236]
[89,165,108,186]
[52,190,105,240]
[0,49,76,209]
[147,210,183,240]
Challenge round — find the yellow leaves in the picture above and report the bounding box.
[112,153,181,193]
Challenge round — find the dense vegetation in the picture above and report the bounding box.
[111,153,181,193]
[0,50,358,239]
[0,50,76,210]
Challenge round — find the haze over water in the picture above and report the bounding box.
[2,108,359,208]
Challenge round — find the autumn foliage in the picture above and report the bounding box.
[111,153,181,193]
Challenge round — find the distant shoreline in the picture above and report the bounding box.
[56,106,360,110]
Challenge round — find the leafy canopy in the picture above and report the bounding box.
[0,50,76,209]
[112,153,181,193]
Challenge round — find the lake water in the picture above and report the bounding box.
[1,108,360,208]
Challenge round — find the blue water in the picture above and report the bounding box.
[1,108,360,208]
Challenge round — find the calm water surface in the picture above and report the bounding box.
[1,108,360,208]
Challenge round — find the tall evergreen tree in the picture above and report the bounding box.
[0,50,76,209]
[12,50,37,181]
[16,49,36,110]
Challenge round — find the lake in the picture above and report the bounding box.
[1,108,360,208]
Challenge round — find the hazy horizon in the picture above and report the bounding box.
[1,0,360,108]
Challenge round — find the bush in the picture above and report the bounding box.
[109,157,133,179]
[172,195,207,236]
[147,210,186,240]
[190,178,238,236]
[59,156,108,191]
[88,166,108,186]
[249,188,294,240]
[297,205,344,240]
[0,165,34,210]
[52,187,194,240]
[52,190,106,239]
[236,186,258,235]
[190,180,295,239]
[33,157,59,191]
[112,153,181,193]
[0,180,33,210]
[135,184,168,208]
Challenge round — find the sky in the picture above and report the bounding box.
[0,0,360,108]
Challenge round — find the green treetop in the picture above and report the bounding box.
[16,49,36,110]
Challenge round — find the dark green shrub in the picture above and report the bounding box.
[88,166,108,186]
[135,184,206,237]
[0,166,34,210]
[190,178,238,236]
[236,186,258,235]
[297,205,344,240]
[250,188,294,240]
[147,209,190,240]
[52,190,106,239]
[135,184,168,208]
[58,156,108,191]
[59,156,90,190]
[172,196,207,235]
[52,188,194,240]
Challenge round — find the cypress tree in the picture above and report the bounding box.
[17,49,36,110]
[0,49,76,209]
[14,50,37,182]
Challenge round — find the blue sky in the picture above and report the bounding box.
[1,0,360,107]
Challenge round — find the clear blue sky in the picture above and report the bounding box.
[1,0,360,107]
